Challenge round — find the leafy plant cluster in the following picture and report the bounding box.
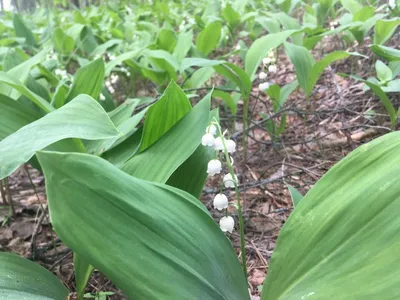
[1,0,400,299]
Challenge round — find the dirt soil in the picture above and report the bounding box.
[1,35,399,299]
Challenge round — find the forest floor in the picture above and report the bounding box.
[1,35,399,299]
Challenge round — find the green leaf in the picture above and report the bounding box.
[214,63,251,99]
[90,39,122,58]
[340,0,362,14]
[74,254,94,300]
[196,21,222,56]
[173,30,193,63]
[105,48,143,76]
[180,58,226,73]
[245,30,297,80]
[13,14,36,46]
[65,59,105,103]
[222,5,241,29]
[157,29,177,53]
[213,90,237,114]
[284,43,315,97]
[184,67,216,89]
[0,72,53,113]
[0,95,119,180]
[166,109,218,198]
[371,44,400,61]
[262,131,400,299]
[376,60,393,83]
[139,81,191,152]
[37,151,250,300]
[0,94,43,140]
[373,19,400,45]
[53,28,75,55]
[286,184,303,207]
[307,51,351,97]
[123,92,211,183]
[345,75,397,127]
[0,252,68,299]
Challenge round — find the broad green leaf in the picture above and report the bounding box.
[222,5,241,29]
[139,81,191,152]
[196,21,222,56]
[284,43,315,97]
[108,99,139,127]
[280,80,299,107]
[214,63,251,99]
[79,27,98,54]
[346,75,397,127]
[373,19,400,45]
[123,92,211,183]
[180,58,225,73]
[286,184,303,207]
[0,95,119,180]
[105,48,143,76]
[74,254,94,300]
[37,151,249,300]
[340,0,362,14]
[0,94,42,140]
[173,30,193,63]
[156,29,177,53]
[376,60,393,83]
[65,59,105,103]
[371,44,400,61]
[184,67,216,89]
[0,72,53,112]
[213,90,237,114]
[262,131,400,299]
[13,14,36,46]
[53,28,75,55]
[90,39,122,58]
[307,51,351,97]
[0,252,68,299]
[166,109,218,198]
[245,30,296,80]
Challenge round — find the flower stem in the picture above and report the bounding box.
[216,124,247,280]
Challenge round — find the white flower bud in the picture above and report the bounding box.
[389,0,396,9]
[214,137,224,151]
[258,82,270,91]
[235,44,241,50]
[223,173,238,188]
[263,57,271,65]
[225,139,236,153]
[268,52,275,58]
[219,216,234,233]
[206,124,217,135]
[201,133,215,147]
[259,72,268,80]
[99,93,105,101]
[213,194,228,210]
[268,65,277,73]
[207,159,222,176]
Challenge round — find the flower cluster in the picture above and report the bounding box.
[201,123,238,233]
[329,20,338,31]
[389,0,396,10]
[258,52,277,93]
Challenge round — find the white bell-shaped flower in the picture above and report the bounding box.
[202,133,215,147]
[268,65,277,73]
[213,194,228,211]
[263,57,271,65]
[219,216,234,233]
[258,82,270,91]
[223,173,238,188]
[206,124,217,135]
[259,72,268,80]
[207,159,222,176]
[225,139,236,153]
[214,137,225,151]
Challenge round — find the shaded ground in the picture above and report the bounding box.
[1,34,399,299]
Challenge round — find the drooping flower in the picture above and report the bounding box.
[223,173,238,188]
[268,65,277,73]
[206,124,217,135]
[259,72,268,80]
[219,216,234,233]
[389,0,396,9]
[214,137,225,151]
[263,57,271,65]
[258,82,270,91]
[225,139,236,153]
[207,159,222,176]
[213,194,228,210]
[202,133,215,147]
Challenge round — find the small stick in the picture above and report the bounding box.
[0,179,7,204]
[4,178,15,217]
